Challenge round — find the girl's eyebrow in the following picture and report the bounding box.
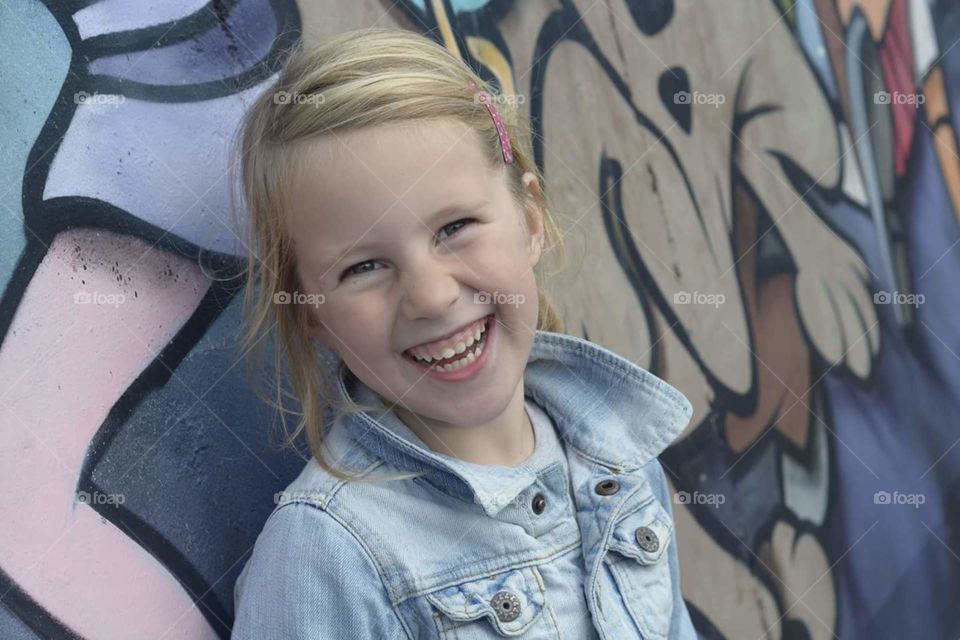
[313,199,487,270]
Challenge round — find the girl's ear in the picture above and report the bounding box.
[521,172,546,267]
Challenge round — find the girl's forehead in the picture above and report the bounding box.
[286,119,502,230]
[297,118,483,171]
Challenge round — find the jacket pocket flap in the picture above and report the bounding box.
[608,497,673,565]
[425,566,546,635]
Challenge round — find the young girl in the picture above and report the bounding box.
[231,28,696,639]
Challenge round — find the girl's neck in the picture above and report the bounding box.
[392,384,535,467]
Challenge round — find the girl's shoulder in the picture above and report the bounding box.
[232,491,408,639]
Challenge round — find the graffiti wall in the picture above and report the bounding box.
[1,0,958,638]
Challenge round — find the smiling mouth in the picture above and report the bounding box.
[402,314,493,372]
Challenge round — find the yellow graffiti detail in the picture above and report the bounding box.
[777,0,796,27]
[466,36,515,97]
[431,0,462,60]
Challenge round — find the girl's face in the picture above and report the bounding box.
[285,118,545,432]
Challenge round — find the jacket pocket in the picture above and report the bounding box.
[604,497,675,639]
[425,566,558,638]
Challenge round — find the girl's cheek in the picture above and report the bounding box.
[470,233,528,271]
[323,296,376,331]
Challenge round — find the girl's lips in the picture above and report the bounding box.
[402,314,495,382]
[404,314,490,355]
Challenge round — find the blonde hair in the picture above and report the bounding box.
[232,28,566,482]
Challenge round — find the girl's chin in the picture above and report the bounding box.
[400,394,506,425]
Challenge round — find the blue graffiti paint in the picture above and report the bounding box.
[408,0,491,14]
[0,0,69,286]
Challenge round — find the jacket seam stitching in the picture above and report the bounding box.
[530,565,563,637]
[535,333,690,413]
[525,374,686,471]
[397,539,581,602]
[534,336,692,460]
[273,458,384,511]
[299,503,413,639]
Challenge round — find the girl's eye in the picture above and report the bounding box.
[340,218,475,281]
[341,260,381,280]
[436,218,474,243]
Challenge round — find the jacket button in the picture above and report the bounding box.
[490,590,522,622]
[635,526,660,552]
[595,479,620,496]
[531,493,546,514]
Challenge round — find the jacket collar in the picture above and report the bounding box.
[331,330,693,517]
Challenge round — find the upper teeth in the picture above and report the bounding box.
[408,318,488,362]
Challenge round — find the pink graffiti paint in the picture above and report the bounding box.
[0,230,217,638]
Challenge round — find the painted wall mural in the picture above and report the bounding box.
[1,0,958,638]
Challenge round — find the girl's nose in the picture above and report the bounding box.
[399,256,460,320]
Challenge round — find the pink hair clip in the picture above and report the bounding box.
[469,79,514,164]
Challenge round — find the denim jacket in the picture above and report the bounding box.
[232,330,697,639]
